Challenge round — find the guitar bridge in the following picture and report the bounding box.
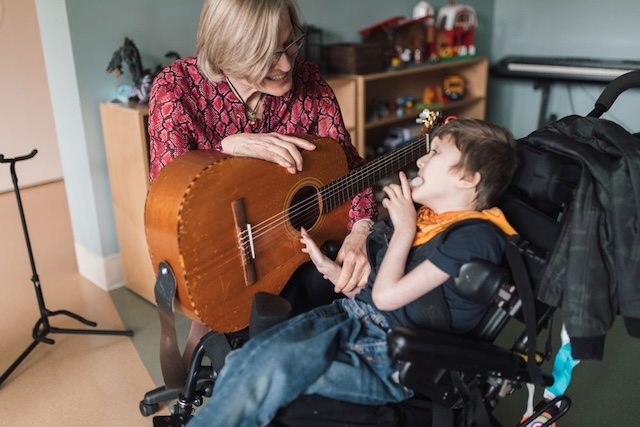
[232,198,257,286]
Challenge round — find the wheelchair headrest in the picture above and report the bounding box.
[512,143,581,207]
[453,260,508,305]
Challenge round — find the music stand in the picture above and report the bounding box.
[0,150,133,387]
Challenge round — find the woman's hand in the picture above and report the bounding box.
[300,227,341,285]
[221,133,316,174]
[333,219,372,294]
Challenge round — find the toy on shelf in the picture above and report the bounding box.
[382,124,423,153]
[394,95,416,117]
[358,16,406,69]
[422,85,445,107]
[106,37,180,104]
[415,2,439,62]
[435,1,477,59]
[358,3,440,71]
[444,75,465,101]
[357,1,477,71]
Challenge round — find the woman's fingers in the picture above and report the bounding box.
[221,133,315,174]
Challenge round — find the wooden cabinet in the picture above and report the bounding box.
[328,76,358,148]
[100,102,156,303]
[338,56,489,158]
[99,77,357,304]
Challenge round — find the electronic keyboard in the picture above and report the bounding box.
[492,56,640,83]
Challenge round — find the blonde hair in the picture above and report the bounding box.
[196,0,303,83]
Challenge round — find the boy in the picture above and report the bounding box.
[187,118,518,427]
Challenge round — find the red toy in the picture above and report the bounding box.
[435,1,477,58]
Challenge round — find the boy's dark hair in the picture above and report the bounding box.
[432,118,517,210]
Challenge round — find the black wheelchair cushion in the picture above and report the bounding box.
[453,260,508,305]
[249,292,292,337]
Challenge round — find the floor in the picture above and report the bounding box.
[2,180,640,427]
[0,180,176,426]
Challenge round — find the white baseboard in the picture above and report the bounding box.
[74,243,124,291]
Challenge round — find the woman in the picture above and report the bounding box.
[148,0,377,305]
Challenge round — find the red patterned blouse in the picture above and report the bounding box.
[148,56,377,228]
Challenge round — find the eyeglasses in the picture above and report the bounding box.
[271,28,306,67]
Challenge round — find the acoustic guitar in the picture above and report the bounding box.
[145,110,442,332]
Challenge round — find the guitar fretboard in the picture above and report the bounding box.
[320,135,430,213]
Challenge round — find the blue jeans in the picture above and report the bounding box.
[186,298,411,427]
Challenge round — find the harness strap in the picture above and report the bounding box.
[154,261,209,389]
[505,238,545,386]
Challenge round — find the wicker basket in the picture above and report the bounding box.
[323,43,384,74]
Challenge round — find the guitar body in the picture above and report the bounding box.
[145,135,350,332]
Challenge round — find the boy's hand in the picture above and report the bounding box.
[382,172,417,240]
[300,227,341,285]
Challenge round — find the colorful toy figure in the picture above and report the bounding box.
[413,1,438,61]
[106,37,180,104]
[422,85,444,106]
[435,1,477,59]
[444,75,465,100]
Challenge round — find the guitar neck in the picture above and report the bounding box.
[320,135,429,212]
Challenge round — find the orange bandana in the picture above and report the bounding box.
[412,206,517,247]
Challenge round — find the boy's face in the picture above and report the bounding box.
[410,134,464,208]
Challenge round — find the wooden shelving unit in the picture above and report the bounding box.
[326,76,358,148]
[333,56,489,158]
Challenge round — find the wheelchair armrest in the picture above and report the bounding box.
[453,259,508,305]
[388,327,520,379]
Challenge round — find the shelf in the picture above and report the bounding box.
[364,96,486,130]
[358,56,486,81]
[341,56,488,156]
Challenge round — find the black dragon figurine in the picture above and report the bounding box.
[106,37,180,103]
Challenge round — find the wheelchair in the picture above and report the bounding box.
[140,69,640,426]
[138,135,579,427]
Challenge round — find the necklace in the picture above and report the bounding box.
[227,77,265,126]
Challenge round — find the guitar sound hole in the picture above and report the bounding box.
[288,186,320,231]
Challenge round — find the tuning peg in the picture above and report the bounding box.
[416,109,431,123]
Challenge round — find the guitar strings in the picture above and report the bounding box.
[234,138,426,266]
[197,122,435,280]
[244,135,429,243]
[251,139,421,234]
[289,134,429,218]
[239,135,430,247]
[246,134,429,243]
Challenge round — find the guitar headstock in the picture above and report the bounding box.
[416,109,443,135]
[415,109,443,154]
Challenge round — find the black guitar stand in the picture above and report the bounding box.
[0,150,133,387]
